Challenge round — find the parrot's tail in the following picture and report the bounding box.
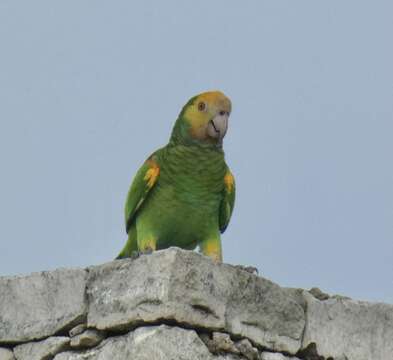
[116,225,138,259]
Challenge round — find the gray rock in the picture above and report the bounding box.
[70,329,105,348]
[235,339,260,360]
[54,325,236,360]
[0,268,87,344]
[69,324,87,337]
[13,336,70,360]
[199,332,240,354]
[231,265,259,275]
[308,287,329,301]
[87,249,226,331]
[302,291,393,360]
[212,332,239,354]
[87,248,305,354]
[199,333,219,353]
[0,348,15,360]
[223,268,304,354]
[261,353,300,360]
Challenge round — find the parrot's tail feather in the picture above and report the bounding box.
[115,225,138,259]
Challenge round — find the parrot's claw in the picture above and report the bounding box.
[130,248,154,259]
[130,251,141,260]
[232,265,259,275]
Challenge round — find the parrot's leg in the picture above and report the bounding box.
[138,234,157,253]
[116,224,138,259]
[199,235,222,262]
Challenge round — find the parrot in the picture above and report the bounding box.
[116,91,235,262]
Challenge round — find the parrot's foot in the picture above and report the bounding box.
[130,247,154,259]
[115,248,154,261]
[232,265,259,275]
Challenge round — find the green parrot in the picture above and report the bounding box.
[116,91,235,262]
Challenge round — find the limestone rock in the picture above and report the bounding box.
[0,348,15,360]
[13,337,70,360]
[261,353,300,360]
[302,291,393,360]
[308,287,329,301]
[2,248,392,360]
[70,329,105,348]
[212,332,239,354]
[69,324,87,337]
[54,325,239,360]
[199,333,219,353]
[231,265,259,275]
[87,248,305,354]
[0,268,87,344]
[199,332,240,354]
[235,339,260,360]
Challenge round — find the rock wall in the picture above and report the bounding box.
[0,248,392,360]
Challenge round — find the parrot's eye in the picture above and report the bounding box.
[219,110,226,116]
[198,102,207,112]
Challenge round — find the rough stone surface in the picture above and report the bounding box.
[235,339,260,360]
[261,353,300,360]
[212,332,239,354]
[54,325,240,360]
[13,337,70,360]
[302,291,393,360]
[1,248,392,360]
[87,248,305,354]
[0,268,87,344]
[200,332,240,354]
[70,329,105,348]
[69,324,87,337]
[308,287,330,301]
[0,348,15,360]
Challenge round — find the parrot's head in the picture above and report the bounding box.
[170,91,232,147]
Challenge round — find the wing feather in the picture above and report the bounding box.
[125,155,160,233]
[219,169,236,233]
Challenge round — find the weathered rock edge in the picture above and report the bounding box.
[0,247,392,360]
[0,268,87,343]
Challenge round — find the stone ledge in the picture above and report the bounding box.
[303,291,393,359]
[0,268,87,344]
[86,248,305,354]
[0,247,392,360]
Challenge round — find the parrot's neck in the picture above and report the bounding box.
[169,115,223,149]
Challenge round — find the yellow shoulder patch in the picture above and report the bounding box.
[144,160,160,189]
[224,171,235,193]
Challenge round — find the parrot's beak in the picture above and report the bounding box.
[207,113,229,140]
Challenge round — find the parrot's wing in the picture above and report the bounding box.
[125,155,160,233]
[219,169,236,233]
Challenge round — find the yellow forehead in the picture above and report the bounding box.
[195,91,232,113]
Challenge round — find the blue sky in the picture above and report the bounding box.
[0,1,392,303]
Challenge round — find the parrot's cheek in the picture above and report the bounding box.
[207,114,228,140]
